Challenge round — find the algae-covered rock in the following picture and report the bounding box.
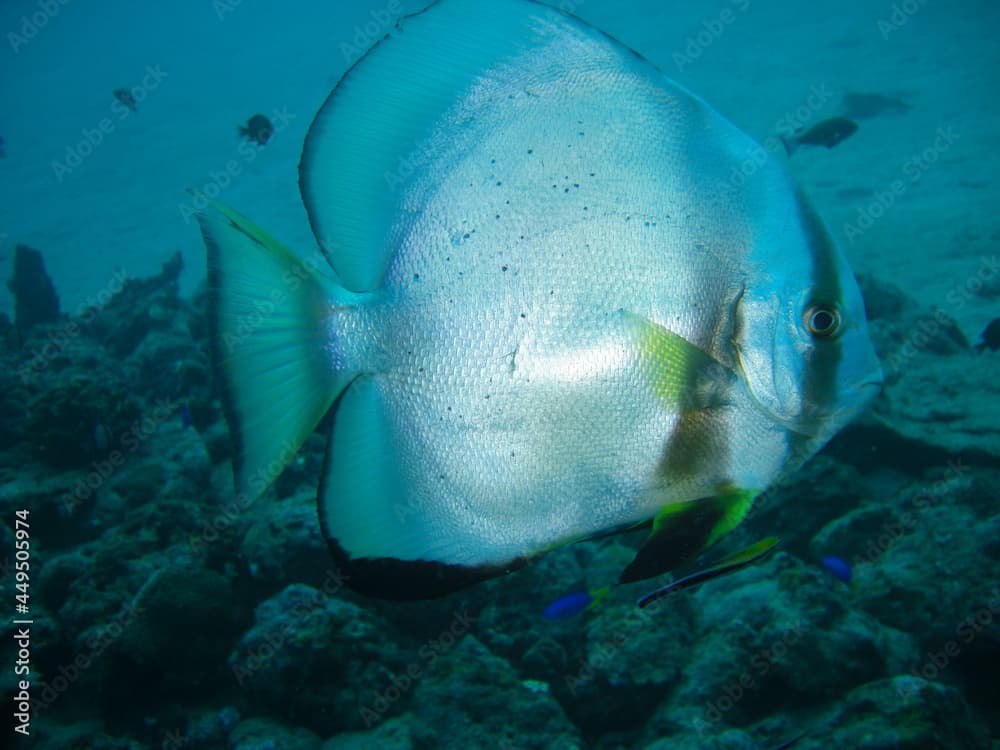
[240,490,330,594]
[7,244,60,330]
[115,561,243,679]
[229,583,406,735]
[410,635,583,750]
[655,552,915,734]
[81,252,184,357]
[23,372,143,470]
[856,274,1000,458]
[322,716,415,750]
[805,676,991,748]
[555,593,694,735]
[642,728,758,750]
[229,717,322,750]
[30,720,149,750]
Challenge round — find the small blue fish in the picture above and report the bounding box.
[821,555,852,584]
[543,586,610,620]
[0,135,6,157]
[180,402,192,429]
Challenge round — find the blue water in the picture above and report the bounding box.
[1,0,997,333]
[1,1,998,748]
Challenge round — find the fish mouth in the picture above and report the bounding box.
[782,376,884,438]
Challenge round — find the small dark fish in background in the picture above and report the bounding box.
[781,116,859,156]
[113,87,137,112]
[975,318,1000,352]
[821,555,852,584]
[239,114,274,146]
[841,92,911,119]
[0,134,6,158]
[180,402,192,429]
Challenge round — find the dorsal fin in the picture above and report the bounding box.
[298,0,586,291]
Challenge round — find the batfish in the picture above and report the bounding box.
[194,0,883,600]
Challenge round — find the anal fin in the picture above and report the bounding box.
[618,485,757,584]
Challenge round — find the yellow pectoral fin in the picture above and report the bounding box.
[621,311,734,411]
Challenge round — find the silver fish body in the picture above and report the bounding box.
[196,0,882,599]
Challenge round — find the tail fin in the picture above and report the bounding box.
[194,192,357,500]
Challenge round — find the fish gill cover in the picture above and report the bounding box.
[0,1,998,749]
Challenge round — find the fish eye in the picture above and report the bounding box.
[804,303,842,339]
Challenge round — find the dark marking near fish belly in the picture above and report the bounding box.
[324,536,526,599]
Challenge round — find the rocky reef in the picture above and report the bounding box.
[0,250,997,749]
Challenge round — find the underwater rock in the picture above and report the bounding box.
[649,552,915,735]
[849,469,1000,646]
[27,720,149,750]
[554,592,694,735]
[127,321,209,403]
[38,551,90,610]
[642,728,758,750]
[0,466,105,549]
[322,716,415,750]
[23,375,143,471]
[229,583,407,735]
[7,244,60,331]
[854,274,1000,458]
[229,717,322,750]
[807,676,990,748]
[111,560,244,703]
[240,490,330,594]
[409,635,582,750]
[81,252,184,357]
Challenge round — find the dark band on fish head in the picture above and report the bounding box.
[794,188,843,430]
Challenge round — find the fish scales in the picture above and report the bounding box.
[195,0,881,599]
